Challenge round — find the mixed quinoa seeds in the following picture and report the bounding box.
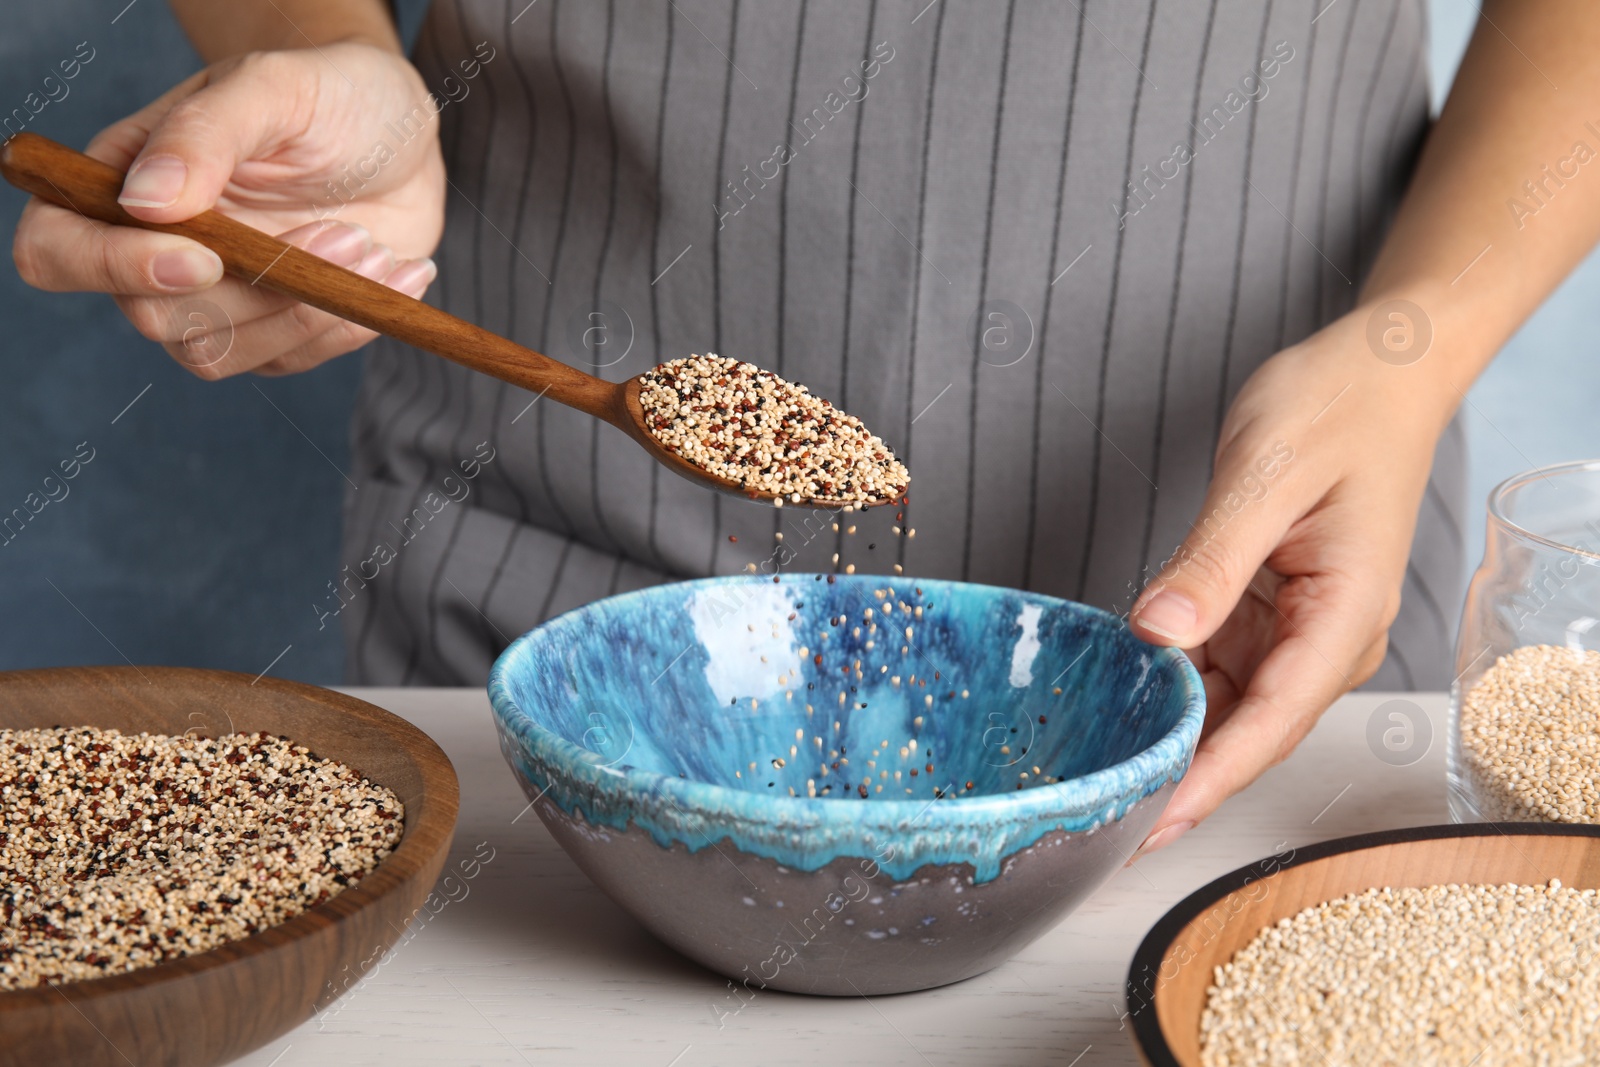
[0,726,403,990]
[1459,644,1600,822]
[1200,880,1600,1066]
[638,354,910,507]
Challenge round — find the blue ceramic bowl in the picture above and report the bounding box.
[489,575,1203,995]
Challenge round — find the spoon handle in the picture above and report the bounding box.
[0,133,616,419]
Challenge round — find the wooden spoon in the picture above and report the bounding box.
[0,132,900,509]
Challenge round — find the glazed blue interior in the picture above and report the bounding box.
[489,575,1203,881]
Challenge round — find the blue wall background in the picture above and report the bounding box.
[0,1,427,685]
[0,2,1593,687]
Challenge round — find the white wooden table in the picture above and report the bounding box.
[233,690,1450,1067]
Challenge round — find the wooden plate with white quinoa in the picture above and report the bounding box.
[0,666,458,1067]
[1128,823,1600,1066]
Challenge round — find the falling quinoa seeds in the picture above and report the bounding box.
[0,726,403,990]
[1459,643,1600,822]
[638,354,910,507]
[717,582,1067,801]
[1200,880,1600,1066]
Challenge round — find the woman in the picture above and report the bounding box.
[14,0,1600,854]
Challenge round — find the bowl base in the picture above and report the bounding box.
[527,782,1173,996]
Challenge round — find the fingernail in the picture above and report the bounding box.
[304,223,371,264]
[119,156,189,209]
[1133,591,1197,643]
[384,258,437,296]
[151,247,223,290]
[1131,821,1193,863]
[352,248,397,280]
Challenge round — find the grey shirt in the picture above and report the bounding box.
[342,0,1465,689]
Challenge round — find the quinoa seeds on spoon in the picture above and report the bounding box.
[638,354,910,508]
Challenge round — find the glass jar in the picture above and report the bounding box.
[1449,459,1600,824]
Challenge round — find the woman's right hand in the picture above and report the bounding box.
[12,41,446,377]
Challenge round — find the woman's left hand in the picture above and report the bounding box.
[1126,302,1448,855]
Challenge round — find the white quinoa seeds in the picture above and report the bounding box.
[1201,880,1600,1066]
[0,726,403,990]
[1189,647,1600,1061]
[638,353,910,507]
[1460,644,1600,822]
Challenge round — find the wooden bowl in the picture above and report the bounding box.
[1127,823,1600,1066]
[0,666,459,1067]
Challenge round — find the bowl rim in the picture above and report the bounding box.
[1126,821,1600,1066]
[488,574,1204,833]
[0,666,459,1012]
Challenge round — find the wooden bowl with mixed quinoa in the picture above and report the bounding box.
[1128,823,1600,1066]
[0,666,458,1067]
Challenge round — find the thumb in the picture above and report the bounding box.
[116,57,309,221]
[1130,441,1300,647]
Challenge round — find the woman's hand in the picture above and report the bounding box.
[1128,306,1446,853]
[12,41,445,377]
[1125,0,1600,854]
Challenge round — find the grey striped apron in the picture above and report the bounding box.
[341,0,1466,690]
